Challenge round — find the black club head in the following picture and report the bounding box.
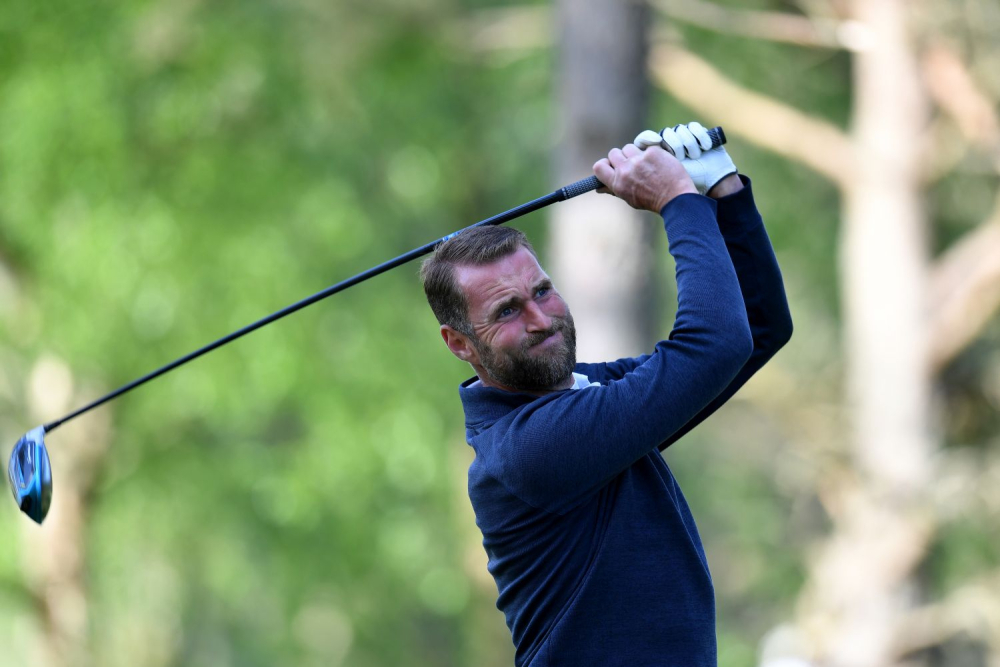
[8,426,52,525]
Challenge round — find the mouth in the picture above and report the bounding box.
[531,331,562,349]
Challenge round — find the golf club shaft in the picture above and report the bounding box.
[41,177,600,433]
[42,124,727,434]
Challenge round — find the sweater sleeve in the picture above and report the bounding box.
[656,176,793,450]
[575,177,793,449]
[491,194,754,515]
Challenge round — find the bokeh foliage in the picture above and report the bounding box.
[0,0,537,664]
[1,0,997,666]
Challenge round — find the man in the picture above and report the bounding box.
[420,122,793,666]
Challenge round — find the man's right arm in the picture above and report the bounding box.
[657,175,793,450]
[490,162,753,515]
[585,175,793,447]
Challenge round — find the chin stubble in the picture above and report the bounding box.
[474,314,577,392]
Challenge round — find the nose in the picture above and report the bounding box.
[523,301,553,332]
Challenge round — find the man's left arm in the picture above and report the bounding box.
[657,173,793,451]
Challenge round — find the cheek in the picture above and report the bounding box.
[547,295,570,318]
[493,325,523,349]
[477,324,516,351]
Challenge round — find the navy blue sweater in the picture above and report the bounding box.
[459,178,792,667]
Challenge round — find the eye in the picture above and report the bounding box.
[499,307,514,318]
[536,287,549,298]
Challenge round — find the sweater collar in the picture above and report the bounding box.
[458,376,540,429]
[458,371,595,431]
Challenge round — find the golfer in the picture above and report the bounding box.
[420,122,792,666]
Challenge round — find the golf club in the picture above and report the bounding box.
[8,126,727,524]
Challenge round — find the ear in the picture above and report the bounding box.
[441,325,480,365]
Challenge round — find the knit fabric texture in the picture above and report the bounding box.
[459,178,793,667]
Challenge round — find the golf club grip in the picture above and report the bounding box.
[698,126,727,154]
[559,126,727,201]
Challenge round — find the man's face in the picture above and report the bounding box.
[451,246,577,393]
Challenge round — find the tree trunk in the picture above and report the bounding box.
[549,0,655,361]
[640,2,1000,663]
[791,1,938,664]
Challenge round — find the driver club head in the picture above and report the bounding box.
[8,426,52,524]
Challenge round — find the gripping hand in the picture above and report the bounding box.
[634,122,737,195]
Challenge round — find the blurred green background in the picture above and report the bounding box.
[1,0,998,666]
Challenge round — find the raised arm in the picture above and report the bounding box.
[656,174,793,450]
[483,145,753,515]
[582,124,793,450]
[576,176,792,449]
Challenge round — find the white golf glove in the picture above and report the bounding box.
[634,122,737,195]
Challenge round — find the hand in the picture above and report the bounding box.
[592,143,697,213]
[634,121,737,196]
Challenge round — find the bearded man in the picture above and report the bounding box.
[420,122,793,667]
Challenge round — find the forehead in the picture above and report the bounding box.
[454,247,548,315]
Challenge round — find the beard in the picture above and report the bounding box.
[472,313,577,393]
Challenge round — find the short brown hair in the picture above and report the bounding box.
[420,226,537,336]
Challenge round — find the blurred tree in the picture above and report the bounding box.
[649,0,1000,664]
[3,0,998,666]
[549,0,657,361]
